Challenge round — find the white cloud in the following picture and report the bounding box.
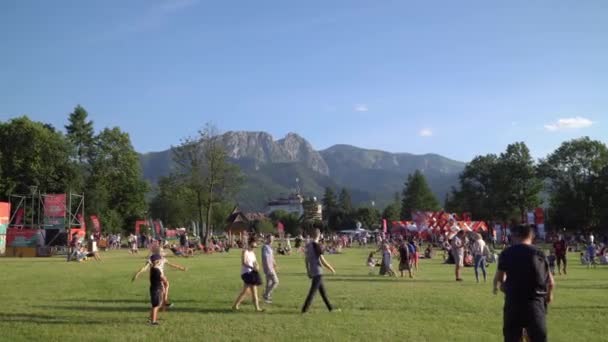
[419,128,433,137]
[544,117,593,131]
[353,104,368,112]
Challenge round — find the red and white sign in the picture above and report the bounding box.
[277,221,285,233]
[44,194,66,217]
[90,215,101,233]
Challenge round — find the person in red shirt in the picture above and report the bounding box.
[552,234,567,275]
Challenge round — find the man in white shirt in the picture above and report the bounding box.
[452,230,465,281]
[262,235,279,304]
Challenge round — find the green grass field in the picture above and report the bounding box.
[0,248,606,342]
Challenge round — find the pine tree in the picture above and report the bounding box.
[322,187,337,221]
[338,188,353,213]
[401,170,440,220]
[65,105,95,164]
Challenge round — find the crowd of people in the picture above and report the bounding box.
[65,221,606,341]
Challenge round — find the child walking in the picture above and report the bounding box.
[367,252,377,275]
[149,254,167,325]
[132,245,187,308]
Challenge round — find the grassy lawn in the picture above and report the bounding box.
[0,247,606,342]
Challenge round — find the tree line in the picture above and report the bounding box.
[0,106,148,233]
[2,107,606,234]
[446,139,608,231]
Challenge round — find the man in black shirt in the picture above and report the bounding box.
[493,225,555,342]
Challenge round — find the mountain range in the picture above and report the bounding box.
[139,131,466,211]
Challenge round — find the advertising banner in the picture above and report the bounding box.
[6,228,38,247]
[44,194,66,218]
[43,217,65,229]
[0,202,9,234]
[90,215,101,233]
[14,208,25,227]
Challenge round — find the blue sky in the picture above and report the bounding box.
[0,0,606,161]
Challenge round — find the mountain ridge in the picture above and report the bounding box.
[139,131,466,210]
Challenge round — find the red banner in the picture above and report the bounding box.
[134,220,147,235]
[90,215,101,232]
[14,208,25,226]
[534,208,545,225]
[277,221,285,233]
[70,228,86,239]
[44,194,66,217]
[6,228,38,247]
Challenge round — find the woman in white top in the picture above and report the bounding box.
[472,233,488,283]
[232,236,263,312]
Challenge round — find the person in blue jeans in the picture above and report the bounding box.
[472,233,488,283]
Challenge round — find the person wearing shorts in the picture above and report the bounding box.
[452,231,465,281]
[149,254,167,325]
[552,235,567,275]
[232,237,263,312]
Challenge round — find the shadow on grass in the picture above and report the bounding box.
[58,298,199,304]
[0,313,122,325]
[326,277,456,283]
[37,305,148,313]
[551,305,608,310]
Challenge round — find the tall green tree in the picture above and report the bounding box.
[149,175,198,228]
[401,170,440,220]
[355,207,381,228]
[173,124,242,242]
[321,187,337,222]
[382,203,400,221]
[498,142,542,222]
[65,105,95,165]
[539,137,608,229]
[88,127,148,232]
[449,154,502,220]
[338,188,353,213]
[0,116,76,197]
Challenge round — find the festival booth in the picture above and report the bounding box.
[0,202,9,255]
[390,211,488,240]
[4,191,85,257]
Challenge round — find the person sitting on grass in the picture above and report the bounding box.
[86,248,102,261]
[580,252,588,265]
[424,244,433,259]
[133,246,187,309]
[148,254,166,326]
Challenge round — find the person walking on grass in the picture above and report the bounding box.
[262,234,279,304]
[552,234,567,275]
[132,244,187,309]
[399,240,413,278]
[472,233,488,283]
[148,254,166,326]
[494,224,555,342]
[452,230,465,281]
[232,236,263,312]
[301,229,339,313]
